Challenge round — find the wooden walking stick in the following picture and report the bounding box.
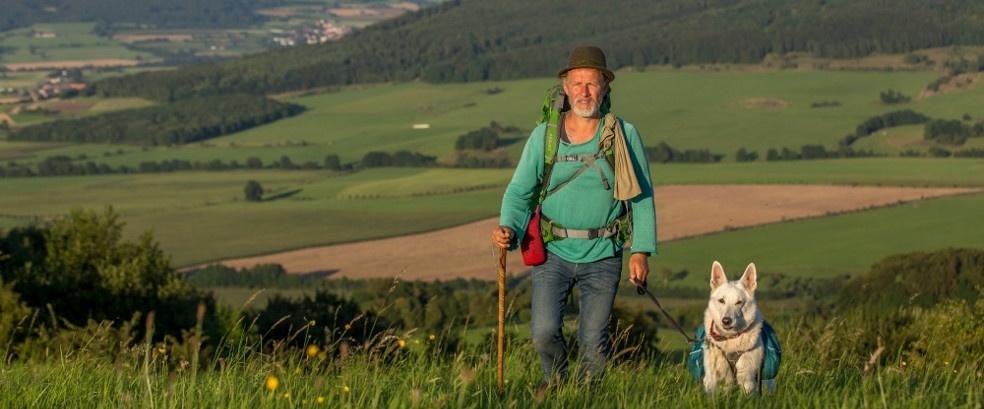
[496,246,507,393]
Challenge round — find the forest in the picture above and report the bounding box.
[6,94,305,145]
[85,0,984,101]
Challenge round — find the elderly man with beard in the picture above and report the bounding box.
[491,45,657,397]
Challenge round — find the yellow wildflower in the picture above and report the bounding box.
[265,374,280,391]
[306,344,321,358]
[429,334,436,341]
[309,320,316,327]
[317,396,325,403]
[342,385,350,393]
[397,339,406,348]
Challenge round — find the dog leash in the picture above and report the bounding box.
[634,281,698,344]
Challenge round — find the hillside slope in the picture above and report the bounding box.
[209,185,981,281]
[92,0,984,101]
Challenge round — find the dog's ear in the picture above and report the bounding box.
[710,261,727,289]
[740,263,757,293]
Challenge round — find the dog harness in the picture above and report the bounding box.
[688,321,782,384]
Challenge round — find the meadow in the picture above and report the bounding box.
[3,50,984,408]
[3,69,984,271]
[0,303,979,408]
[0,23,156,65]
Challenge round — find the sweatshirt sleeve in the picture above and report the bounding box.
[499,124,547,250]
[622,121,658,255]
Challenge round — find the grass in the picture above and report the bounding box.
[0,316,978,408]
[654,191,984,286]
[8,70,981,168]
[2,68,984,271]
[0,22,155,64]
[1,159,982,268]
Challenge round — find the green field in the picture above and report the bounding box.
[0,23,155,64]
[6,70,981,170]
[2,70,984,278]
[656,191,984,283]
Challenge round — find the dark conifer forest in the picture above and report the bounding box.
[84,0,984,101]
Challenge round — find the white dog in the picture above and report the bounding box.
[701,261,776,395]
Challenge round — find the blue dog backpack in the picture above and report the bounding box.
[687,320,782,382]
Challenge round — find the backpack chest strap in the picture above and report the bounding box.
[547,151,611,196]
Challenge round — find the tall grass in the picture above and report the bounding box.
[1,307,979,408]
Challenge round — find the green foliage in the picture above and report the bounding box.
[455,126,501,151]
[734,147,758,162]
[360,150,436,168]
[243,180,263,202]
[837,248,984,312]
[187,263,311,287]
[252,290,382,350]
[89,0,984,100]
[824,248,984,368]
[645,142,722,163]
[879,89,911,104]
[0,207,223,357]
[0,277,31,354]
[924,118,977,146]
[849,109,930,142]
[0,304,980,408]
[8,95,305,145]
[899,296,984,372]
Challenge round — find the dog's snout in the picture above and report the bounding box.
[721,317,732,326]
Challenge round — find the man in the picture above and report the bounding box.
[491,45,657,392]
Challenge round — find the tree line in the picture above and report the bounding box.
[84,0,984,102]
[6,94,305,146]
[6,111,984,179]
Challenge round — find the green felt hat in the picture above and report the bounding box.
[557,45,614,82]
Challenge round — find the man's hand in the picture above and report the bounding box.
[628,252,649,286]
[491,226,514,249]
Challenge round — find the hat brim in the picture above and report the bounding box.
[557,66,615,83]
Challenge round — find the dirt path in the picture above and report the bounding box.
[211,185,979,281]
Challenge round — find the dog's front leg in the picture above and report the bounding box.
[702,348,729,395]
[735,350,764,395]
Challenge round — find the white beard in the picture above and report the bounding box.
[570,99,600,118]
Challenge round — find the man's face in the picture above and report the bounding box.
[562,68,609,118]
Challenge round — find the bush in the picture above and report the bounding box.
[244,180,263,201]
[0,207,224,362]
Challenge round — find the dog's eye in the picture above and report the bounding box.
[717,298,725,304]
[736,300,743,306]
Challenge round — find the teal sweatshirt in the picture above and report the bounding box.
[499,117,657,263]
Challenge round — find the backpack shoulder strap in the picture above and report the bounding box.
[534,85,566,204]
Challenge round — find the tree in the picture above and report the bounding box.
[245,156,263,169]
[0,207,215,346]
[735,147,758,162]
[244,180,264,202]
[324,154,342,170]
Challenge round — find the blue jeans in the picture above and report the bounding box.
[529,251,622,385]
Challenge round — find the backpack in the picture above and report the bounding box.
[531,85,631,244]
[687,320,782,383]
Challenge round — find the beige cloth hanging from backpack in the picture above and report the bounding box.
[600,113,642,200]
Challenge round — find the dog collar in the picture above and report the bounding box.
[709,322,743,342]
